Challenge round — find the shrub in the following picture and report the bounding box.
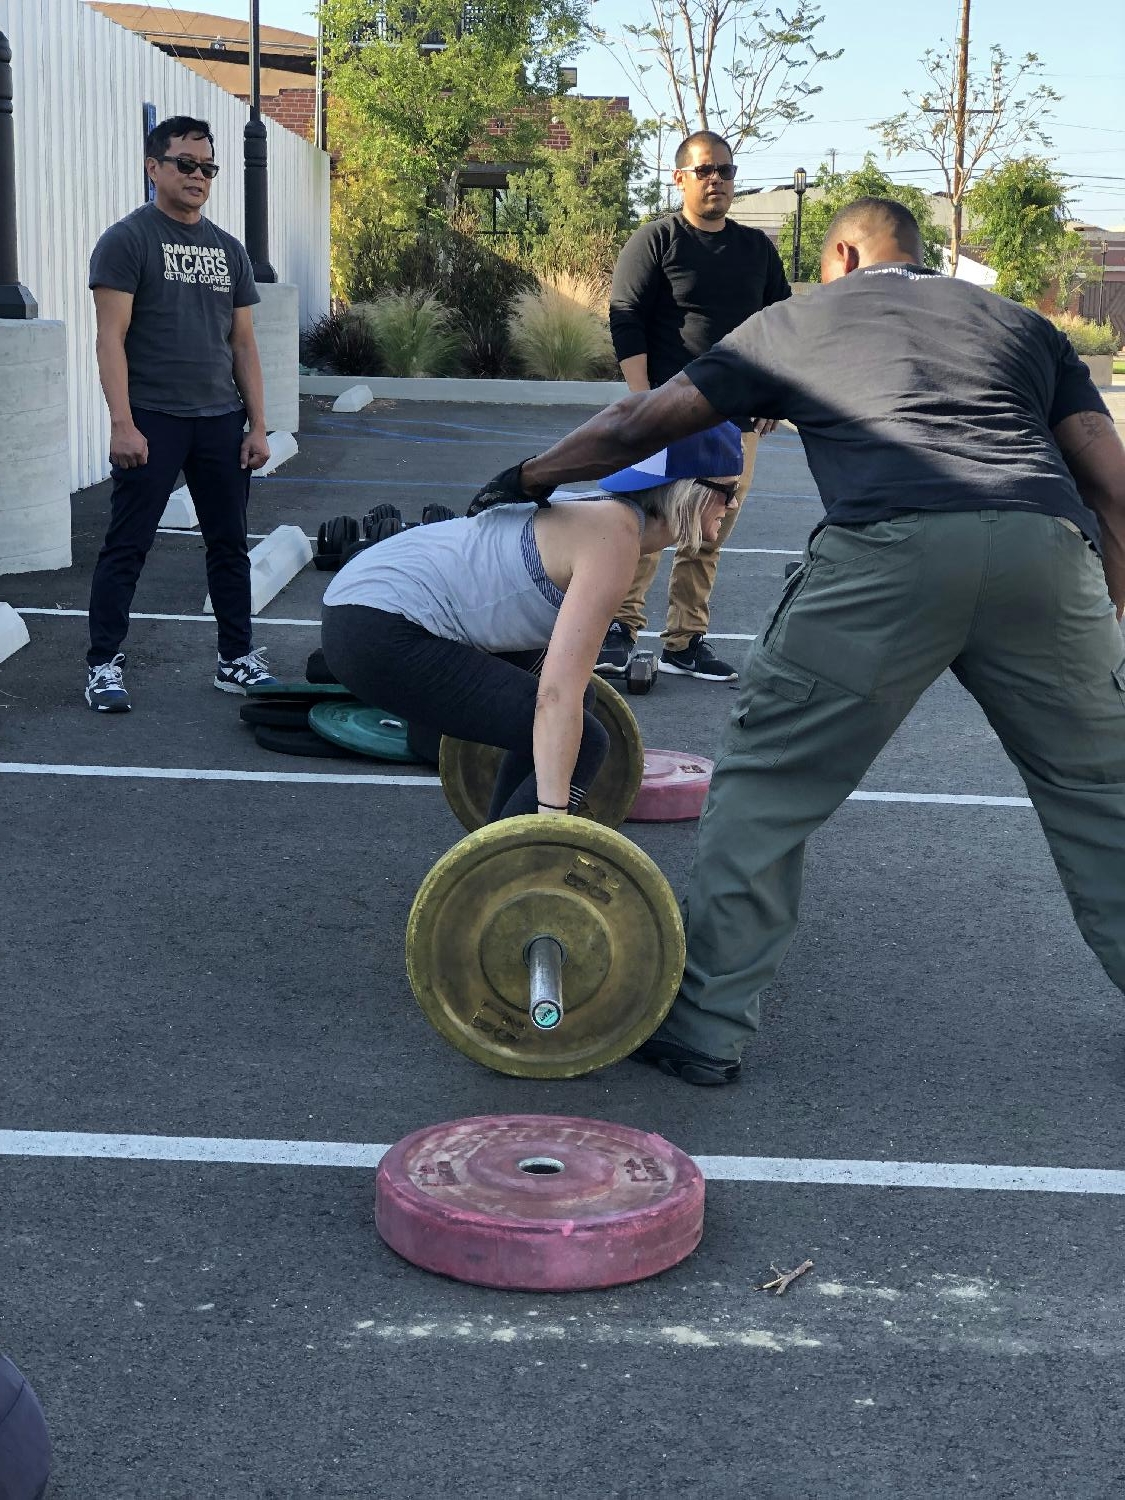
[301,310,380,375]
[354,292,465,377]
[460,315,515,378]
[1047,312,1120,356]
[508,279,615,381]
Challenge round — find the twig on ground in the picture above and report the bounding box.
[757,1259,814,1295]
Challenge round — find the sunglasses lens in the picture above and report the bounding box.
[174,157,217,178]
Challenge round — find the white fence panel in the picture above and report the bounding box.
[0,0,330,490]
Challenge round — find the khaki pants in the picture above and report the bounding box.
[617,432,759,652]
[665,509,1125,1061]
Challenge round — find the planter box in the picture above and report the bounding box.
[1082,354,1113,389]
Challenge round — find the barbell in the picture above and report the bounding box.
[405,813,685,1078]
[438,674,645,833]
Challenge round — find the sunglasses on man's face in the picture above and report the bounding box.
[157,155,220,180]
[679,162,737,181]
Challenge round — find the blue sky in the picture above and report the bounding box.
[141,0,1124,225]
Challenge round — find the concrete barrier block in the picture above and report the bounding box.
[0,320,71,575]
[255,431,298,477]
[0,603,30,664]
[252,283,300,433]
[332,384,374,413]
[204,524,313,616]
[160,484,199,529]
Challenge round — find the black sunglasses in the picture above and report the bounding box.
[680,162,737,181]
[158,155,220,180]
[700,479,738,502]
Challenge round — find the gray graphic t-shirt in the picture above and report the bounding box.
[89,203,260,418]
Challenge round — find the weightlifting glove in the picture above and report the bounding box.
[466,461,553,517]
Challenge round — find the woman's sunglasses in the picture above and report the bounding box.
[157,155,221,180]
[700,479,739,503]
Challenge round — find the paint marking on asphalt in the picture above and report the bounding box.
[0,763,442,786]
[0,1131,1120,1195]
[13,607,758,642]
[0,763,1031,804]
[155,533,804,557]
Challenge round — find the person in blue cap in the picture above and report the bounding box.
[0,1353,51,1500]
[321,424,742,821]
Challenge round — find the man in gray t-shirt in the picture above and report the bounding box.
[468,196,1125,1089]
[84,113,276,711]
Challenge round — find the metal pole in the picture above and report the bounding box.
[243,0,276,281]
[792,192,804,284]
[0,31,37,318]
[526,936,564,1031]
[950,0,971,276]
[314,3,326,152]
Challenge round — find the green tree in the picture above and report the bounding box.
[966,156,1071,301]
[776,156,946,283]
[874,41,1059,272]
[517,97,648,245]
[323,0,588,214]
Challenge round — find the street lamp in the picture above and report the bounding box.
[244,0,276,281]
[792,167,807,285]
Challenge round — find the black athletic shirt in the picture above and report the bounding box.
[683,263,1110,542]
[609,213,791,387]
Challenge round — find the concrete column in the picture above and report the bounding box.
[252,282,299,434]
[0,320,71,574]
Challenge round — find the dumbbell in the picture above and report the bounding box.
[784,560,802,579]
[625,649,656,695]
[313,514,359,571]
[438,675,645,832]
[406,814,685,1077]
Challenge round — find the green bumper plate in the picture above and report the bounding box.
[308,702,421,763]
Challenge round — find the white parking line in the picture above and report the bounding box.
[13,608,759,642]
[0,763,1031,804]
[1,1130,1120,1195]
[156,532,804,557]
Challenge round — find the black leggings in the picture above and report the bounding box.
[321,605,610,821]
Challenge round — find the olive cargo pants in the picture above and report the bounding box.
[617,432,759,651]
[666,508,1125,1062]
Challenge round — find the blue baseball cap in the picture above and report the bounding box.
[599,422,743,494]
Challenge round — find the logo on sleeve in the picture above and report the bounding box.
[162,242,232,291]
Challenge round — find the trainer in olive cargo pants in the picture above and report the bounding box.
[665,508,1125,1063]
[616,432,759,652]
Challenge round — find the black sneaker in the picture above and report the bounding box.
[214,647,278,695]
[659,634,737,682]
[595,621,635,677]
[631,1032,741,1086]
[85,653,130,712]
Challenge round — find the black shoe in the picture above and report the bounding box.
[659,634,738,682]
[595,620,635,677]
[631,1032,741,1086]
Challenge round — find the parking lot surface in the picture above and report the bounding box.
[2,396,1124,1498]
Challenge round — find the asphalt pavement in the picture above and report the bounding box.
[1,396,1123,1499]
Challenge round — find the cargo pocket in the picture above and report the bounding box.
[732,654,815,767]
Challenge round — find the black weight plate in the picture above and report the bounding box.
[341,536,378,565]
[312,552,342,572]
[324,516,359,556]
[421,504,456,525]
[253,724,358,759]
[305,647,339,685]
[374,516,405,543]
[363,503,402,538]
[784,560,801,578]
[239,701,311,730]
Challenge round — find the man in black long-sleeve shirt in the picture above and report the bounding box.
[599,130,791,681]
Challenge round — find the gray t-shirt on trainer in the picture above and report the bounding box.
[683,263,1110,545]
[89,203,259,418]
